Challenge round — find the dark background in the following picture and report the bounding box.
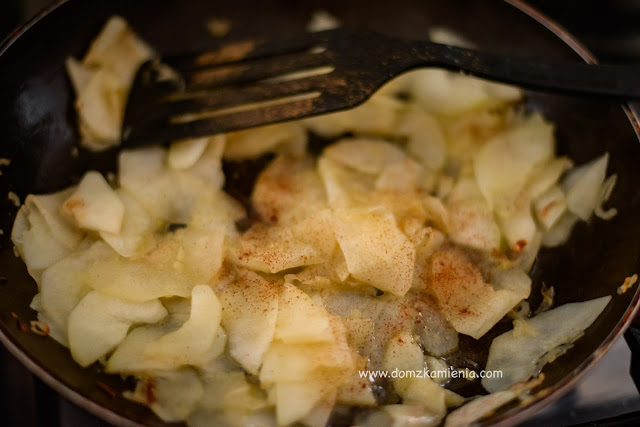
[1,0,639,426]
[3,0,640,63]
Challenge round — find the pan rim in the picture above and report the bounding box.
[1,1,639,426]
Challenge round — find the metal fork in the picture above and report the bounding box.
[122,28,640,146]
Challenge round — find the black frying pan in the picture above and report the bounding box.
[1,0,640,425]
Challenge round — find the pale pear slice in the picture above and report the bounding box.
[430,248,529,339]
[168,137,210,170]
[184,134,226,188]
[24,187,83,250]
[225,122,307,160]
[99,189,155,257]
[63,171,125,234]
[382,404,444,427]
[75,69,125,145]
[336,357,377,407]
[301,390,337,427]
[446,178,501,252]
[402,376,446,419]
[333,206,415,296]
[483,296,611,392]
[65,57,94,94]
[199,371,269,412]
[38,241,116,344]
[260,341,352,384]
[252,155,327,224]
[142,285,223,368]
[105,315,185,373]
[534,185,567,230]
[86,256,196,301]
[396,105,447,171]
[87,228,224,301]
[317,156,376,208]
[12,206,73,280]
[498,202,537,248]
[444,389,518,427]
[107,288,226,373]
[474,113,554,216]
[233,213,335,274]
[67,291,167,367]
[273,373,344,426]
[218,269,279,374]
[323,138,405,175]
[119,147,187,222]
[562,153,609,221]
[82,15,154,88]
[527,157,573,199]
[375,158,424,193]
[407,69,520,115]
[148,370,204,423]
[304,95,403,138]
[188,189,246,236]
[382,332,446,419]
[383,331,425,394]
[447,200,501,252]
[275,283,334,344]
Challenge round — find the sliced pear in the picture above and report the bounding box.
[562,153,609,221]
[430,248,529,339]
[483,296,610,392]
[534,185,567,230]
[225,122,307,160]
[474,114,554,216]
[63,171,125,234]
[23,187,83,250]
[149,369,204,422]
[333,206,415,297]
[67,291,167,367]
[142,285,223,368]
[252,155,327,224]
[38,241,116,344]
[275,283,334,344]
[218,269,279,374]
[168,137,210,170]
[99,189,155,257]
[323,138,405,175]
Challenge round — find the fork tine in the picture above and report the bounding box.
[124,93,348,146]
[145,73,336,122]
[167,31,331,71]
[183,50,332,89]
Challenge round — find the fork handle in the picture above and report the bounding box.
[409,42,639,99]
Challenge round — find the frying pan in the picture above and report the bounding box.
[1,0,640,425]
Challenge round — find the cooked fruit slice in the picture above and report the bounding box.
[562,153,609,221]
[474,114,554,216]
[99,189,155,257]
[252,155,327,224]
[142,285,223,367]
[333,206,415,297]
[323,138,405,175]
[483,296,610,392]
[218,269,279,374]
[87,228,224,301]
[430,248,529,339]
[275,283,334,344]
[67,291,167,367]
[63,171,125,234]
[38,241,116,345]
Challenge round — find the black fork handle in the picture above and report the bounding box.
[405,42,640,99]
